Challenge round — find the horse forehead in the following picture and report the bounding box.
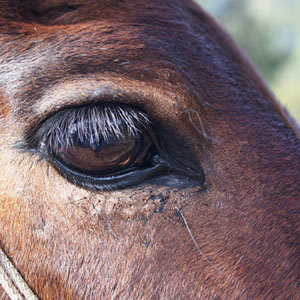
[0,2,222,122]
[1,0,217,67]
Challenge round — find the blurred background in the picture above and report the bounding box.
[196,0,300,122]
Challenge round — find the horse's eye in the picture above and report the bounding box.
[54,128,151,175]
[26,103,167,191]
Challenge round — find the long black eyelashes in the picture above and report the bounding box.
[27,103,151,155]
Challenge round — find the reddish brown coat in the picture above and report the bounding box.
[0,1,299,299]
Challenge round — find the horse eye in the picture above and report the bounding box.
[54,128,152,175]
[26,103,167,191]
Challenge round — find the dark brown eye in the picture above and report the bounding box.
[54,129,151,175]
[26,103,170,191]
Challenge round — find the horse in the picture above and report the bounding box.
[0,0,299,299]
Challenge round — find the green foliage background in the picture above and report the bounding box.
[197,0,300,121]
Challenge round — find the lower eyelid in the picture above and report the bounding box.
[52,155,169,190]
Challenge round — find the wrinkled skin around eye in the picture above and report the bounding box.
[54,130,151,175]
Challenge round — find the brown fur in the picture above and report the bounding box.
[0,0,299,299]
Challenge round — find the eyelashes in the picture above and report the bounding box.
[27,103,150,155]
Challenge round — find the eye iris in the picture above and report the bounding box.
[55,131,141,175]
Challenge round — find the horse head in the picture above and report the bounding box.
[0,1,299,299]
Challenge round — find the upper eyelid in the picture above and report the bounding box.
[29,76,182,127]
[30,81,141,126]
